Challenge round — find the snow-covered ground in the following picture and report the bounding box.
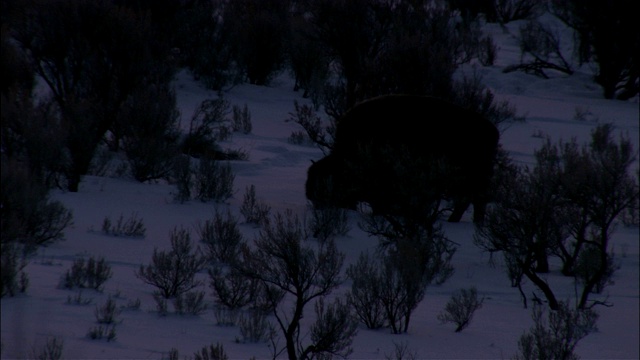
[2,16,638,360]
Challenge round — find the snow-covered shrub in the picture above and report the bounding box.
[232,103,252,134]
[101,213,146,238]
[193,342,228,360]
[286,100,334,152]
[121,83,181,183]
[240,185,271,226]
[346,251,386,330]
[437,287,484,332]
[478,35,497,66]
[1,159,73,255]
[136,227,206,299]
[153,291,168,316]
[66,290,93,305]
[357,218,456,333]
[172,155,193,203]
[62,256,112,292]
[182,98,230,158]
[239,310,272,343]
[236,209,353,358]
[195,158,234,202]
[450,72,524,131]
[0,243,29,297]
[209,265,259,312]
[495,0,544,24]
[309,297,359,358]
[197,209,243,264]
[31,336,64,360]
[94,296,120,324]
[87,325,116,342]
[384,340,418,360]
[514,301,598,360]
[308,206,351,242]
[173,290,207,316]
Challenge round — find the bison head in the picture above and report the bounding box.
[305,155,357,210]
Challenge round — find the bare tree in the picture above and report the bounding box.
[559,124,637,308]
[120,83,181,183]
[174,1,237,91]
[1,27,73,297]
[288,8,330,99]
[356,218,456,333]
[236,209,355,359]
[504,20,574,78]
[475,124,638,310]
[12,0,176,191]
[222,0,291,85]
[475,155,569,310]
[550,0,638,100]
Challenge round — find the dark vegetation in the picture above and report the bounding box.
[1,0,637,358]
[475,124,638,310]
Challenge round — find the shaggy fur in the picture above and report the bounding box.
[306,94,500,223]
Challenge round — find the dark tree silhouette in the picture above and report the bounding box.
[1,27,73,271]
[223,0,291,85]
[475,124,638,310]
[13,0,176,191]
[551,0,639,99]
[236,210,355,359]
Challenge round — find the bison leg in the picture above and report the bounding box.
[447,199,471,222]
[471,201,488,224]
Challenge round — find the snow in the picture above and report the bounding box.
[2,17,639,360]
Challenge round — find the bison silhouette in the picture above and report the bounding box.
[305,94,500,223]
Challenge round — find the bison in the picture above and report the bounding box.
[305,94,500,223]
